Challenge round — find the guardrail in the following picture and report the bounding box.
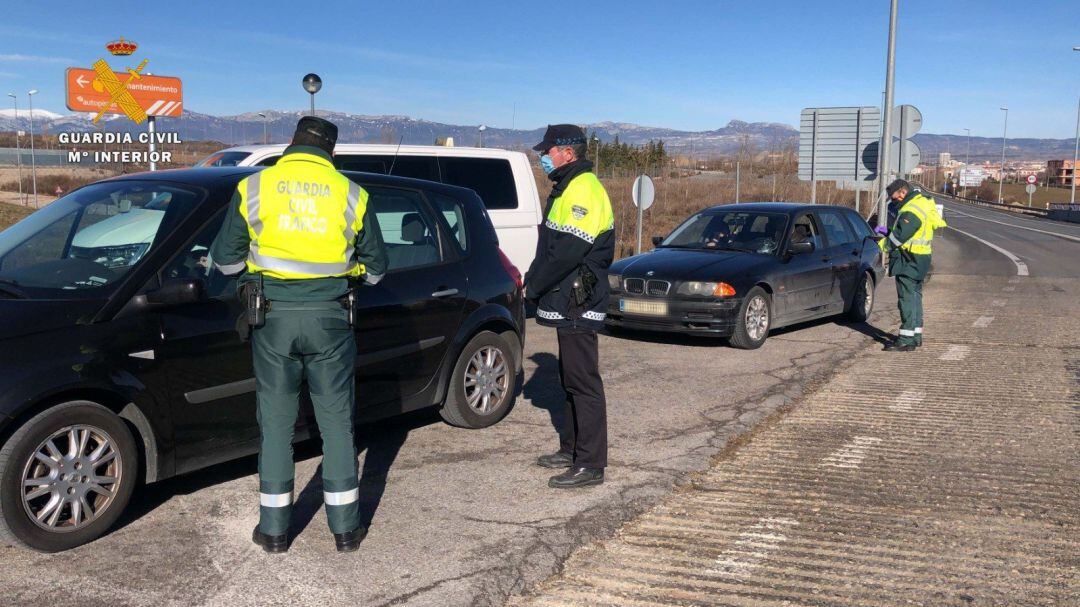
[927,189,1049,218]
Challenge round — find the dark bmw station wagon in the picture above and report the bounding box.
[0,168,525,551]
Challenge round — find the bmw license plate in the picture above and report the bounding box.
[619,299,668,316]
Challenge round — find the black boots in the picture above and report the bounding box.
[536,451,573,469]
[549,467,604,489]
[252,525,288,554]
[883,342,917,352]
[333,525,368,553]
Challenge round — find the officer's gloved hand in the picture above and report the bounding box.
[874,225,888,236]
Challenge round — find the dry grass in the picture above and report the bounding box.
[0,201,34,231]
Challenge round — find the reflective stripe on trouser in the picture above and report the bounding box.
[895,275,924,346]
[253,302,360,535]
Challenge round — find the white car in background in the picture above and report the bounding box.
[197,144,544,273]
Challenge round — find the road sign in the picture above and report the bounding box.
[889,139,921,174]
[890,105,923,138]
[1026,174,1037,185]
[959,168,986,187]
[798,107,881,185]
[632,174,655,210]
[1025,183,1036,194]
[65,67,183,118]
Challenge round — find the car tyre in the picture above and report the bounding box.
[440,331,518,429]
[0,401,138,552]
[730,287,771,350]
[847,271,875,322]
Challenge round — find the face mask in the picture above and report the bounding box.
[539,154,556,175]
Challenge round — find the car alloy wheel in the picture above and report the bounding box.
[861,274,874,316]
[464,346,509,415]
[745,295,770,341]
[20,425,123,533]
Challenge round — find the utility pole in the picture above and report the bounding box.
[258,112,268,144]
[876,0,899,227]
[998,106,1008,204]
[27,89,38,207]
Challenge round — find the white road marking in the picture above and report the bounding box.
[889,389,925,412]
[947,206,1080,243]
[946,225,1029,277]
[821,436,882,469]
[940,345,971,361]
[992,299,1007,307]
[710,517,799,577]
[1003,286,1016,292]
[973,316,995,328]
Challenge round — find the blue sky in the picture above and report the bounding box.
[1,0,1078,138]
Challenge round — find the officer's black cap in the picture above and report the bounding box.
[886,178,911,196]
[532,124,587,152]
[292,116,338,154]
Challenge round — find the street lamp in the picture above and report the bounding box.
[257,112,268,144]
[6,93,23,205]
[592,135,601,177]
[27,89,38,207]
[963,127,971,198]
[478,124,486,148]
[1071,46,1079,204]
[998,106,1008,204]
[302,73,322,117]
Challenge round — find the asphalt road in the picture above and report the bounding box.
[0,271,901,606]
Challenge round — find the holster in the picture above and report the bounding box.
[236,276,268,342]
[571,265,598,307]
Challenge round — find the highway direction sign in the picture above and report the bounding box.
[959,168,986,187]
[798,107,880,182]
[65,67,183,118]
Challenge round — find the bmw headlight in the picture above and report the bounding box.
[70,243,151,269]
[607,274,622,290]
[677,281,736,297]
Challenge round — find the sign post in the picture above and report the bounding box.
[632,174,655,255]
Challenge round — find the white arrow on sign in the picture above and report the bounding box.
[75,74,89,88]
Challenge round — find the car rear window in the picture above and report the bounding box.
[438,157,519,210]
[196,151,251,167]
[335,155,439,182]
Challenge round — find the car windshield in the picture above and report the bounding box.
[0,181,205,296]
[195,151,251,167]
[661,211,788,255]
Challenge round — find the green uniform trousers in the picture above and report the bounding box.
[251,301,360,535]
[894,274,924,346]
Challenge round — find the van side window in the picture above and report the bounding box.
[438,157,519,210]
[429,193,469,253]
[364,186,442,271]
[335,155,439,182]
[256,156,279,167]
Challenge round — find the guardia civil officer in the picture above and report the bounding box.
[880,179,946,352]
[210,117,387,553]
[524,124,615,489]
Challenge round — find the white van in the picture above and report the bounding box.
[197,144,543,273]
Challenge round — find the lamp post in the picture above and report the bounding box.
[592,136,601,177]
[478,124,486,148]
[998,106,1008,204]
[302,74,322,116]
[1071,47,1079,204]
[27,89,38,207]
[6,93,23,205]
[963,127,971,198]
[255,112,266,143]
[876,0,900,228]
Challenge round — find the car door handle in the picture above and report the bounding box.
[431,288,459,298]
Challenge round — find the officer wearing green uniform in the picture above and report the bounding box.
[880,179,946,352]
[210,117,387,553]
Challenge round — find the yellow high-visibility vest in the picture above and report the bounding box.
[890,193,946,255]
[237,152,367,280]
[545,172,614,243]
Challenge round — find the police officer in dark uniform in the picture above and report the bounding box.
[210,117,387,552]
[525,124,615,489]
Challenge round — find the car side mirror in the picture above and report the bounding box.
[145,278,206,307]
[788,241,814,256]
[651,236,664,246]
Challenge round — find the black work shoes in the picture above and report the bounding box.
[252,525,288,554]
[536,451,573,469]
[883,342,917,352]
[333,525,368,553]
[549,467,604,489]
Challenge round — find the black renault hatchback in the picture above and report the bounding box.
[606,203,883,349]
[0,168,525,551]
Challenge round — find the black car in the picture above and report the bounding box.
[0,168,525,551]
[606,203,884,349]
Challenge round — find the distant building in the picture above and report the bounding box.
[938,152,951,166]
[1047,159,1076,187]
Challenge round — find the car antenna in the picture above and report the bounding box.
[388,135,404,175]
